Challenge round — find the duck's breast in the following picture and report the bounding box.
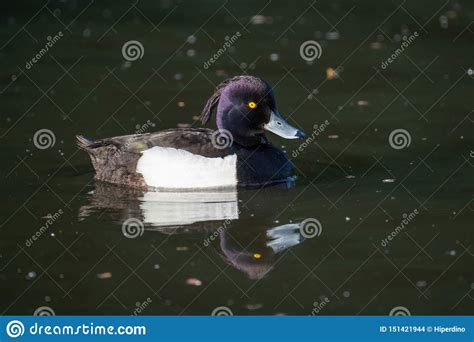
[235,144,294,186]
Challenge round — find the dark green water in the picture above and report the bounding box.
[0,0,472,315]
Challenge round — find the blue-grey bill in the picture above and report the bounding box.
[264,111,306,139]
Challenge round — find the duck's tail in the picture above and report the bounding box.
[76,135,102,151]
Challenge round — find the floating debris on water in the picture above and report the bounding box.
[439,15,448,29]
[177,101,185,107]
[82,28,92,38]
[345,217,351,222]
[269,53,279,62]
[177,123,191,128]
[382,179,396,183]
[250,15,273,25]
[370,42,383,50]
[153,264,160,270]
[174,73,183,81]
[342,291,350,298]
[176,246,189,252]
[186,49,196,57]
[121,61,132,71]
[446,250,457,257]
[186,278,202,286]
[328,134,339,139]
[325,31,340,40]
[326,67,339,80]
[345,175,355,179]
[187,35,197,44]
[357,100,369,107]
[97,272,112,280]
[246,303,263,310]
[26,271,37,280]
[416,280,427,287]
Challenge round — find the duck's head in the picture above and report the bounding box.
[200,76,306,147]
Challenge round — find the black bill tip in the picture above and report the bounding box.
[295,130,306,139]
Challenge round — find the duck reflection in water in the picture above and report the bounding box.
[79,182,307,279]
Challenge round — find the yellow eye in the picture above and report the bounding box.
[248,101,257,109]
[252,253,262,259]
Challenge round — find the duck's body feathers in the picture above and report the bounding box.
[77,128,294,190]
[77,128,234,189]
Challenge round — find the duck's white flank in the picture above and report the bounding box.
[136,146,237,189]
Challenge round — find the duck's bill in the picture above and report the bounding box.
[264,111,306,139]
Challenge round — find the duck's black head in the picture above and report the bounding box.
[200,76,305,147]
